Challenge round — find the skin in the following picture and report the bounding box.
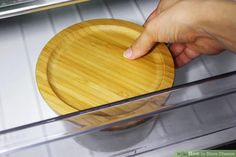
[123,0,236,68]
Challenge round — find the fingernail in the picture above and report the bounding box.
[123,48,132,58]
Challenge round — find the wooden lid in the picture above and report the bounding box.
[36,19,174,115]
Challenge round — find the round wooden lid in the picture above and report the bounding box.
[36,19,174,115]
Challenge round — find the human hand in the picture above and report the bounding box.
[123,0,236,67]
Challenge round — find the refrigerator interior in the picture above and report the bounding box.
[0,0,236,156]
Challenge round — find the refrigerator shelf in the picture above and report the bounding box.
[1,71,236,156]
[0,0,88,19]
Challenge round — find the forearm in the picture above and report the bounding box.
[199,0,236,52]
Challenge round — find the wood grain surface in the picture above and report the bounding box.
[36,19,174,128]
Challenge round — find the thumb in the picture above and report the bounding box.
[123,31,156,59]
[123,18,160,59]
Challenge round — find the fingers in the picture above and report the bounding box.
[123,29,156,59]
[172,37,224,68]
[123,13,174,59]
[124,0,184,60]
[193,37,223,55]
[124,12,161,59]
[170,43,186,57]
[174,47,200,67]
